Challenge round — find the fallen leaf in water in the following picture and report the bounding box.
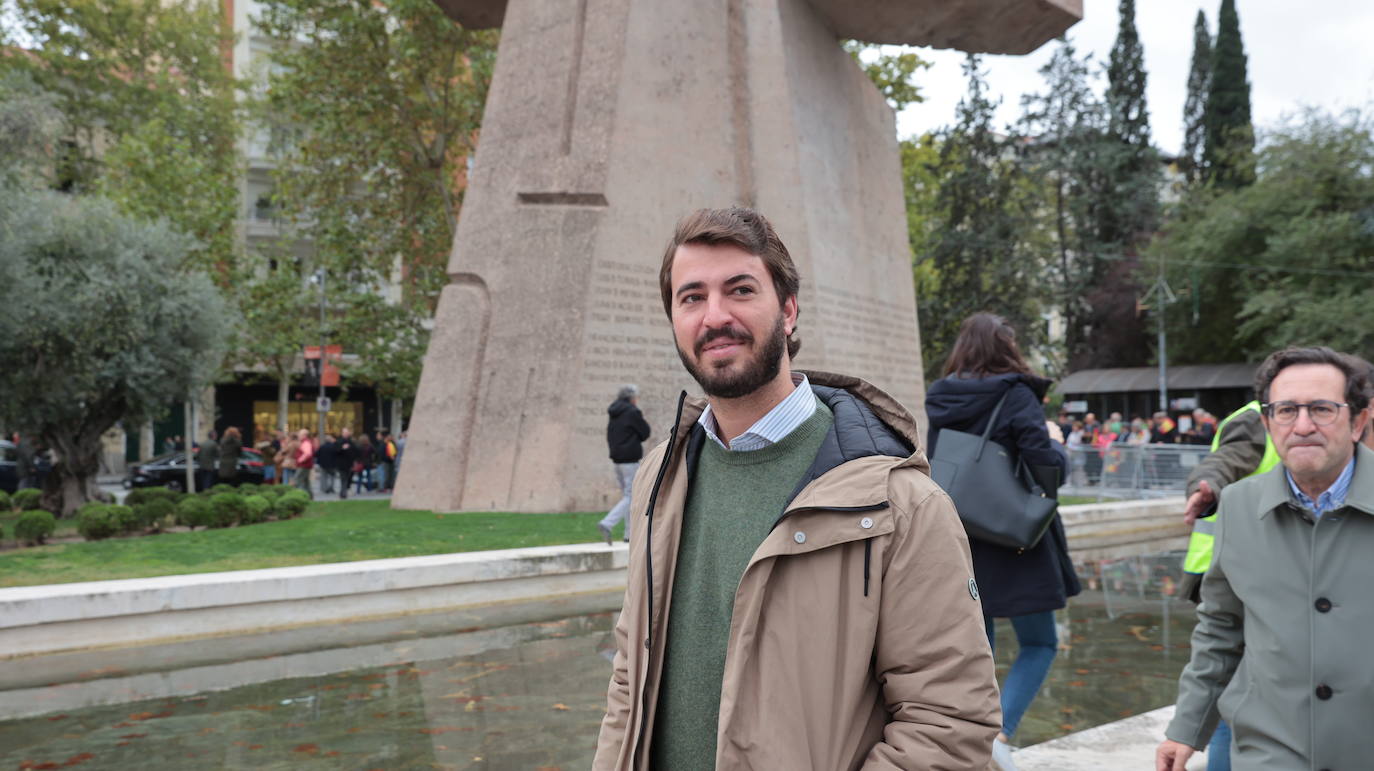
[1074,669,1091,675]
[119,734,146,740]
[1060,707,1077,715]
[60,753,95,768]
[325,751,341,757]
[1150,644,1165,651]
[1126,626,1151,641]
[249,745,263,750]
[293,744,319,755]
[1067,680,1086,687]
[127,711,173,722]
[116,743,129,748]
[551,704,570,711]
[419,726,474,735]
[46,715,67,722]
[1059,723,1075,731]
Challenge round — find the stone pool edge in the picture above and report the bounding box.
[0,543,630,659]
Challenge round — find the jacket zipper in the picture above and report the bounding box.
[633,389,687,768]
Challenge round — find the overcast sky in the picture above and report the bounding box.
[893,0,1374,156]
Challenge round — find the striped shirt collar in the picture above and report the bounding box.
[1286,454,1356,519]
[698,372,816,452]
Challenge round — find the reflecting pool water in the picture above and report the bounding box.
[0,552,1195,769]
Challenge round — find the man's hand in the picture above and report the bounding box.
[1183,480,1215,527]
[1156,739,1195,771]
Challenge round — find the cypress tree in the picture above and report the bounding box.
[1182,10,1211,181]
[1203,0,1255,187]
[1106,0,1150,149]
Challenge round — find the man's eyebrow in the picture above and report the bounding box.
[674,273,762,299]
[674,280,704,299]
[723,273,760,287]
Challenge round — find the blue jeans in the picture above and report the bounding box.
[1208,719,1231,771]
[598,462,639,540]
[986,610,1058,740]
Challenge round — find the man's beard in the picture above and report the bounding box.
[677,312,787,399]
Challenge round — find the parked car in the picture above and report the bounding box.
[0,440,17,494]
[124,447,266,491]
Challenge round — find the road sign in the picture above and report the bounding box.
[316,396,332,413]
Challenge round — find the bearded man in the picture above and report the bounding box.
[592,206,1001,770]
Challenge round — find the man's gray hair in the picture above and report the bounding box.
[617,384,640,400]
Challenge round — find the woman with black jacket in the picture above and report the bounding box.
[924,313,1079,771]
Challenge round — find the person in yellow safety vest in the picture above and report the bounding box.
[1180,401,1281,602]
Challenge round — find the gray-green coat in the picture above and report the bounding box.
[1166,444,1374,770]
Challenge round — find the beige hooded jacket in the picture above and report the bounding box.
[593,370,1001,770]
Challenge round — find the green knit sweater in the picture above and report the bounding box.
[650,402,833,770]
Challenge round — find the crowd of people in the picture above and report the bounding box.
[194,425,405,497]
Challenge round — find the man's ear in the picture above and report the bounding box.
[783,294,798,336]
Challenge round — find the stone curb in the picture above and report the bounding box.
[0,542,630,658]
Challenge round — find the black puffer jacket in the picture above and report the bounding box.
[607,398,652,463]
[925,372,1080,617]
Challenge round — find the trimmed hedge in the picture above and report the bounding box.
[135,498,177,532]
[242,495,271,525]
[125,486,185,508]
[176,496,214,530]
[76,504,119,541]
[275,489,311,518]
[13,489,42,511]
[208,493,247,528]
[15,510,56,545]
[0,490,10,512]
[109,504,140,535]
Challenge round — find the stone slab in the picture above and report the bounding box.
[0,544,629,659]
[434,0,1082,55]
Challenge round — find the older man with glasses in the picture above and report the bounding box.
[1157,346,1374,771]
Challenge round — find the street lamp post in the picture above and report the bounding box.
[315,269,327,447]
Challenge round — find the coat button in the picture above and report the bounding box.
[1315,597,1332,613]
[860,517,874,529]
[793,531,806,544]
[1315,684,1333,700]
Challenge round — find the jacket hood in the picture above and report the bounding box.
[925,372,1052,429]
[608,397,633,418]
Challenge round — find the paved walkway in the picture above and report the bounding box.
[1016,705,1208,770]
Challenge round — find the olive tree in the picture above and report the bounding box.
[0,190,232,516]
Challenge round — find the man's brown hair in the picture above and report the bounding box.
[658,206,801,358]
[1254,346,1373,420]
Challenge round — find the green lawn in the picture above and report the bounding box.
[0,500,619,588]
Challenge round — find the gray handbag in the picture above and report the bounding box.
[929,389,1059,551]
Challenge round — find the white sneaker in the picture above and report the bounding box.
[991,737,1018,771]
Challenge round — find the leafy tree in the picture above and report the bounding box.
[845,42,931,111]
[1203,0,1255,188]
[916,56,1046,378]
[253,0,498,409]
[1154,109,1374,362]
[1182,10,1212,182]
[0,0,242,270]
[229,254,321,431]
[0,72,63,188]
[1019,41,1107,372]
[0,190,232,516]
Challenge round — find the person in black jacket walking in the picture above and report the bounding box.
[597,384,651,544]
[925,313,1079,771]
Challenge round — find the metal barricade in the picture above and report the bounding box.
[1062,443,1213,500]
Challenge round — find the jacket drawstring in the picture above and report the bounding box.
[634,390,687,766]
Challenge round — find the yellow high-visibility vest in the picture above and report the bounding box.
[1182,401,1281,575]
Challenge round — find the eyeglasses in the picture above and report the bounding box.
[1263,400,1348,426]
